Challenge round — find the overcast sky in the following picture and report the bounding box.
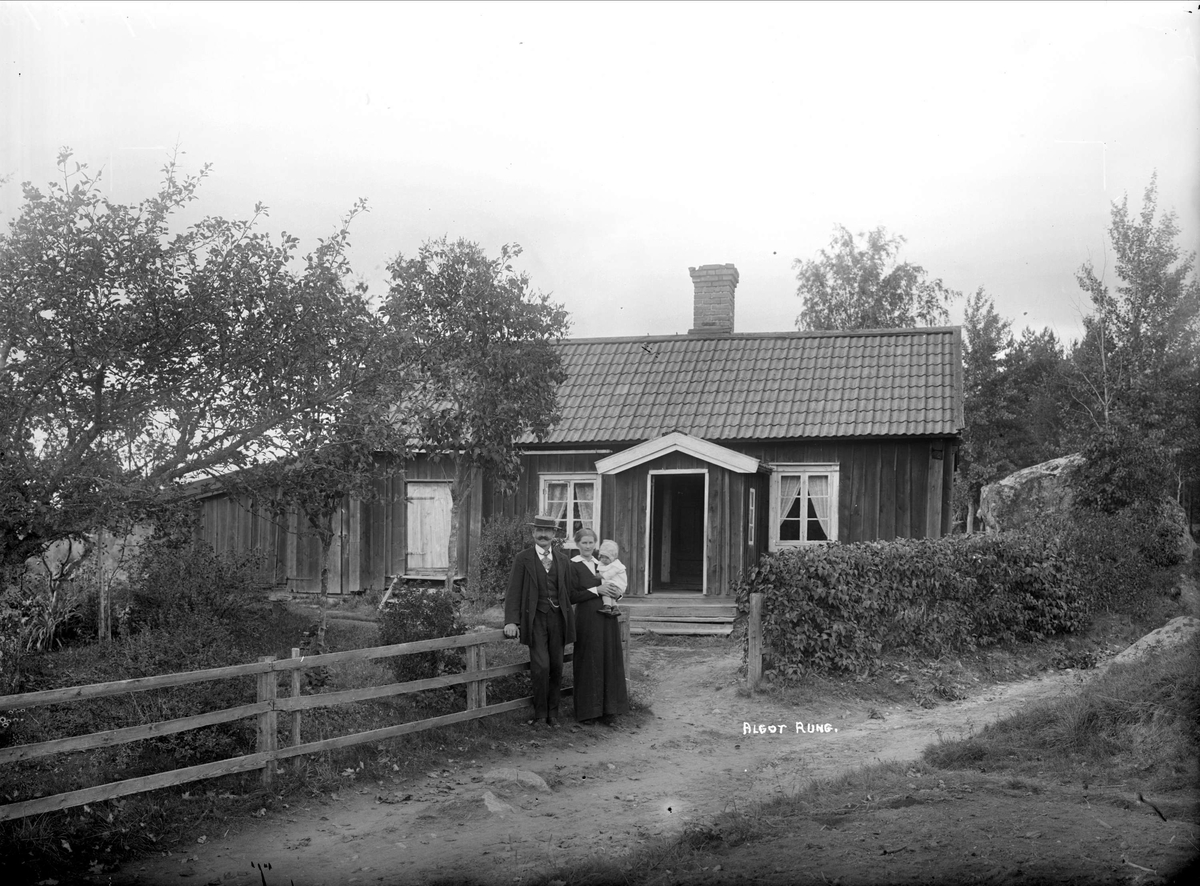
[3,1,1198,343]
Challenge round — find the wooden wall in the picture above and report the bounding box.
[194,438,956,597]
[732,437,958,543]
[195,455,480,595]
[483,438,956,595]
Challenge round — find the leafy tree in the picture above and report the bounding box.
[958,288,1017,531]
[212,203,408,629]
[383,239,568,590]
[794,225,958,331]
[1004,327,1070,467]
[0,150,377,571]
[1071,172,1200,475]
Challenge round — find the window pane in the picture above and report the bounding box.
[778,475,803,541]
[805,498,828,541]
[574,481,596,539]
[545,482,570,539]
[807,474,832,541]
[780,490,803,541]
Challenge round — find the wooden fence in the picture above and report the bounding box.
[0,617,631,823]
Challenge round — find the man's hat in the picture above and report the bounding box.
[527,515,558,530]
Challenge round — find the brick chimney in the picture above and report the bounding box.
[688,263,738,335]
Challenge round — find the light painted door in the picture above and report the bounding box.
[406,483,452,574]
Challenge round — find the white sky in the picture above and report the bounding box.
[3,0,1198,342]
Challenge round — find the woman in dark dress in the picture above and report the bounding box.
[568,529,630,724]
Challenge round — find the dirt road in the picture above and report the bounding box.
[109,639,1128,886]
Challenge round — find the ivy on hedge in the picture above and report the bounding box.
[733,533,1086,679]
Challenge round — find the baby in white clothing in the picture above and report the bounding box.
[597,540,627,614]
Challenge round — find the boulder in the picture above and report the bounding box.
[482,767,551,793]
[980,454,1195,562]
[979,454,1084,534]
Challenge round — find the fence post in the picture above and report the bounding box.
[747,593,763,691]
[619,612,630,687]
[289,647,302,771]
[477,645,487,709]
[256,656,277,788]
[465,645,479,710]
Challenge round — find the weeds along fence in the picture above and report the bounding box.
[0,620,628,823]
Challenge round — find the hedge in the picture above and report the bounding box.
[733,532,1086,679]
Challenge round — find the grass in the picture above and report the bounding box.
[0,595,579,884]
[922,630,1200,791]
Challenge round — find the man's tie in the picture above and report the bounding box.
[541,549,553,573]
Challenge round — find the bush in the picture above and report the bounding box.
[1071,423,1175,514]
[473,512,536,605]
[1049,505,1184,617]
[127,542,265,632]
[734,532,1087,679]
[378,583,467,683]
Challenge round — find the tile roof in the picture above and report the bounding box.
[527,327,963,445]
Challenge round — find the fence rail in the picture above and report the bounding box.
[0,619,630,823]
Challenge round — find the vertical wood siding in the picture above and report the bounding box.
[192,438,956,598]
[732,437,954,544]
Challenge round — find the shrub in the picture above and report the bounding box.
[473,512,536,605]
[1048,505,1183,617]
[378,583,467,683]
[1071,423,1175,514]
[127,542,265,632]
[734,532,1088,679]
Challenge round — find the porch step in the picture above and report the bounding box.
[621,605,736,619]
[629,620,733,636]
[621,597,736,636]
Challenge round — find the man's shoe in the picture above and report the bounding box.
[546,716,560,728]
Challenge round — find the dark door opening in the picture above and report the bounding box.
[650,473,705,592]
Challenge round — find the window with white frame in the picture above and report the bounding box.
[769,464,839,548]
[540,474,600,547]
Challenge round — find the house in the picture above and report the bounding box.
[195,264,964,611]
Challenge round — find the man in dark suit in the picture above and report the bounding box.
[504,516,600,727]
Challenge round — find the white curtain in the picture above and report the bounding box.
[546,482,569,526]
[779,475,803,535]
[809,475,831,538]
[575,482,595,532]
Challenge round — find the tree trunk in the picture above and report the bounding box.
[96,529,111,643]
[966,496,976,536]
[314,514,336,654]
[445,462,474,593]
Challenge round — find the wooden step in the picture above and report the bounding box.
[630,621,733,636]
[623,606,736,619]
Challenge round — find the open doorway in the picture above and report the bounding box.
[649,472,705,592]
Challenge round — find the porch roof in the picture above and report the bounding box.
[526,327,964,445]
[594,432,761,475]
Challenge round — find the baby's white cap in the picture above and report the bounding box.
[598,540,619,559]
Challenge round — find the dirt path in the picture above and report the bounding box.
[110,641,1116,886]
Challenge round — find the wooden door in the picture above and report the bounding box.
[406,483,452,575]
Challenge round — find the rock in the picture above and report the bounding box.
[981,453,1196,562]
[481,790,515,815]
[1105,616,1200,667]
[482,768,551,793]
[979,454,1084,534]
